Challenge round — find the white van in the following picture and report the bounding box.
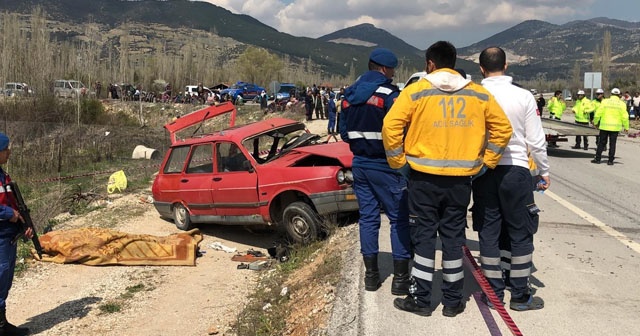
[53,79,88,98]
[4,82,33,96]
[184,85,213,97]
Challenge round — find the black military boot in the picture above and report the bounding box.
[363,255,381,291]
[0,309,29,336]
[391,259,411,295]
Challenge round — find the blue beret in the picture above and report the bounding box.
[0,133,8,151]
[369,48,398,68]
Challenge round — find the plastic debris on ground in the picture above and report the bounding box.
[210,241,237,253]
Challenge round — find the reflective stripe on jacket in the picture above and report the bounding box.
[340,71,399,159]
[382,68,513,176]
[594,96,629,132]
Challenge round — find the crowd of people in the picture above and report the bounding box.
[541,85,630,165]
[340,43,549,318]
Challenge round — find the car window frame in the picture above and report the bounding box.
[163,145,191,174]
[185,143,214,174]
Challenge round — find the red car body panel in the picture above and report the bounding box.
[152,104,358,231]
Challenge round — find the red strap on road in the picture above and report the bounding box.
[462,245,523,336]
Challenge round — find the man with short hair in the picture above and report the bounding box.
[547,90,565,120]
[383,41,512,317]
[339,48,412,297]
[474,46,549,311]
[571,90,594,150]
[592,88,629,165]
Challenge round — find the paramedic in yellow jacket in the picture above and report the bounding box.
[382,41,513,318]
[591,88,629,165]
[547,90,565,120]
[571,90,594,150]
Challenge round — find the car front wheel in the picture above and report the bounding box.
[282,201,320,244]
[173,203,194,230]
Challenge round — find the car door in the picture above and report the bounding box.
[179,143,216,216]
[211,142,260,216]
[245,84,258,99]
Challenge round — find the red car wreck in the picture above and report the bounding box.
[152,102,358,243]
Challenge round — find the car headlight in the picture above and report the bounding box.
[337,170,345,184]
[345,169,353,183]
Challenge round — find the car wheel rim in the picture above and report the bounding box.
[176,206,186,224]
[290,215,309,236]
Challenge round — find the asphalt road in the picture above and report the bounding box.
[328,124,640,335]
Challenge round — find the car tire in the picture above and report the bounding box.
[173,203,194,231]
[282,201,320,244]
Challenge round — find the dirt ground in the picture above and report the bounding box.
[9,191,288,336]
[7,117,347,336]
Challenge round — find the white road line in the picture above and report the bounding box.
[545,190,640,254]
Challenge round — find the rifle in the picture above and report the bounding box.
[7,182,43,259]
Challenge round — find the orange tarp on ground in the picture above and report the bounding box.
[37,228,203,266]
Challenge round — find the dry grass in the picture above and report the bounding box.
[233,226,352,336]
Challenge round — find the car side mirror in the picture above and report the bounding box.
[242,160,254,173]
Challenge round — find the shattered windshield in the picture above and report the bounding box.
[242,123,319,164]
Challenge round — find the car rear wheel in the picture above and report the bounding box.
[282,201,320,244]
[173,203,194,230]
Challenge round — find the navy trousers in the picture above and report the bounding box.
[408,171,469,308]
[595,130,619,163]
[472,165,538,301]
[0,223,18,310]
[352,167,411,260]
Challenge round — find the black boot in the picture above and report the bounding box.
[363,255,381,291]
[391,259,411,295]
[0,309,29,336]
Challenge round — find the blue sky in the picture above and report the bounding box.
[200,0,638,49]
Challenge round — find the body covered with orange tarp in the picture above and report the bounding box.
[37,228,202,266]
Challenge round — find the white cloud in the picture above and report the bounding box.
[199,0,625,48]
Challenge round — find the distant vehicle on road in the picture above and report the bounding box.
[403,71,427,90]
[184,85,213,98]
[53,79,88,98]
[4,82,33,96]
[563,89,572,101]
[273,83,298,102]
[220,81,265,101]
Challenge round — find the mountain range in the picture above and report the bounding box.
[2,0,639,81]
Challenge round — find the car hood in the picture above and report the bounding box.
[265,142,353,167]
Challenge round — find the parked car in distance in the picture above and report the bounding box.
[273,83,298,103]
[219,81,265,101]
[4,82,33,96]
[53,79,89,98]
[152,103,358,244]
[184,85,213,97]
[563,88,572,101]
[403,71,427,90]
